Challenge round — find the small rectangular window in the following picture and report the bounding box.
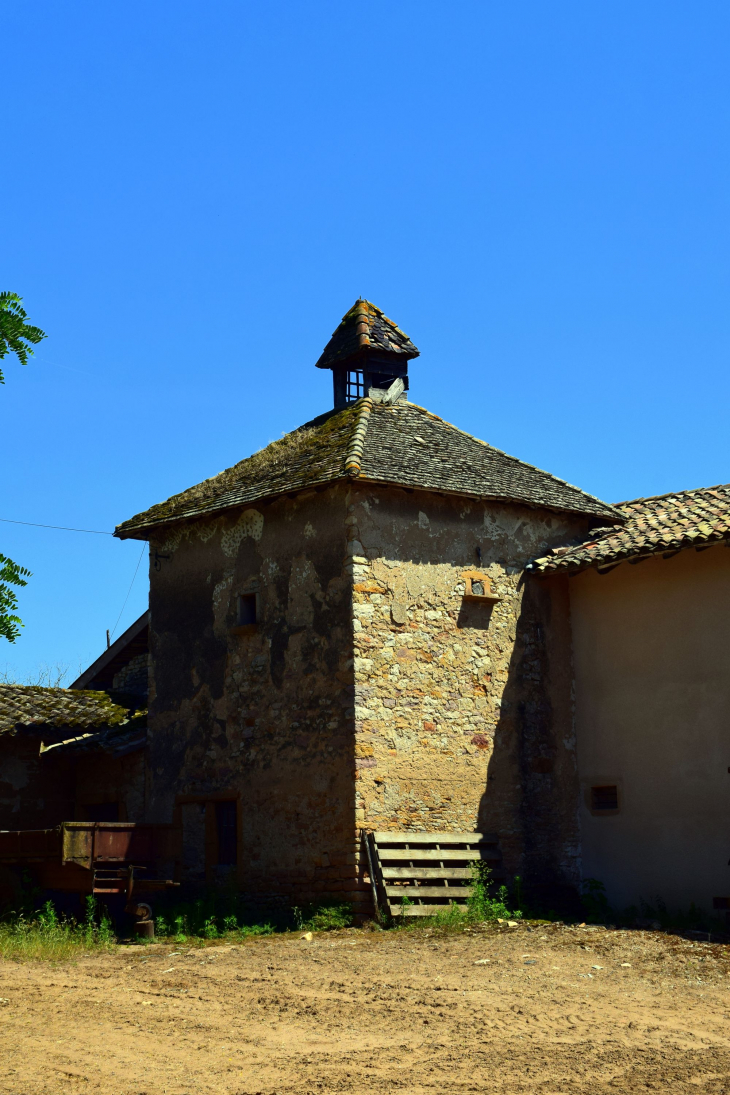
[237,593,257,626]
[346,370,364,402]
[590,785,619,812]
[215,800,238,866]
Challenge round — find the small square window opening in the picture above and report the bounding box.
[237,593,257,626]
[590,785,619,812]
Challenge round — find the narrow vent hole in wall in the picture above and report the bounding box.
[590,785,618,812]
[237,593,257,626]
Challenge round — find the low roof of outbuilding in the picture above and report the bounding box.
[527,483,730,574]
[0,685,137,736]
[115,398,621,539]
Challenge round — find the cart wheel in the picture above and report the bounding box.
[125,901,153,921]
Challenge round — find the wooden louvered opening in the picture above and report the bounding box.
[365,831,502,918]
[346,370,365,402]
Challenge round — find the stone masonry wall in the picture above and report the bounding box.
[147,483,369,911]
[145,475,597,915]
[112,653,149,699]
[348,485,590,901]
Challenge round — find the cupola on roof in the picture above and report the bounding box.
[316,299,420,408]
[315,299,419,370]
[115,301,622,541]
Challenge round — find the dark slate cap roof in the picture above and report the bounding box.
[0,685,135,736]
[315,299,419,370]
[115,398,620,539]
[528,484,730,574]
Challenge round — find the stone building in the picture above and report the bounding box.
[114,300,621,913]
[3,300,729,920]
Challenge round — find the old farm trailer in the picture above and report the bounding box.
[0,821,179,935]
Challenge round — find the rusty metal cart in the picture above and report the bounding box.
[0,821,180,935]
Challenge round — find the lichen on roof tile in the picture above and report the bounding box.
[116,397,619,539]
[0,685,134,735]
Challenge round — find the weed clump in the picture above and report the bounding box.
[391,862,523,930]
[293,902,353,933]
[0,897,115,962]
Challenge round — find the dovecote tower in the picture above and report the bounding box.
[315,299,420,409]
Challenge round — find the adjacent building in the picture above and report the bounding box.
[529,485,730,912]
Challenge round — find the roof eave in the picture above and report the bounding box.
[529,532,730,577]
[114,472,353,540]
[117,469,619,540]
[346,473,621,522]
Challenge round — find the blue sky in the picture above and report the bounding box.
[3,1,729,681]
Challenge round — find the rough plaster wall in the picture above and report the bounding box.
[349,486,586,900]
[570,546,730,911]
[147,484,367,908]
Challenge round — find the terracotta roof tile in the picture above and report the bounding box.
[116,399,619,539]
[528,484,730,573]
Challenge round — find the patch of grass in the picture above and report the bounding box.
[153,910,275,943]
[153,896,352,942]
[293,902,354,933]
[0,897,115,962]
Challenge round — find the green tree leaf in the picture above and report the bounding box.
[0,554,32,643]
[0,291,46,383]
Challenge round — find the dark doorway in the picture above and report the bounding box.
[215,800,238,865]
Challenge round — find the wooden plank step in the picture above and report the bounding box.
[382,866,474,880]
[395,904,469,916]
[385,885,472,898]
[377,848,499,862]
[374,832,497,845]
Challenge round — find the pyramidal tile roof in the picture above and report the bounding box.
[527,484,730,573]
[115,398,620,539]
[315,299,419,370]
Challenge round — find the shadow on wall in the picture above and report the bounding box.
[477,574,583,917]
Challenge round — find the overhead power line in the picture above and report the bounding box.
[109,545,146,643]
[0,517,113,535]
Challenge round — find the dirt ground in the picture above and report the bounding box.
[1,922,730,1095]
